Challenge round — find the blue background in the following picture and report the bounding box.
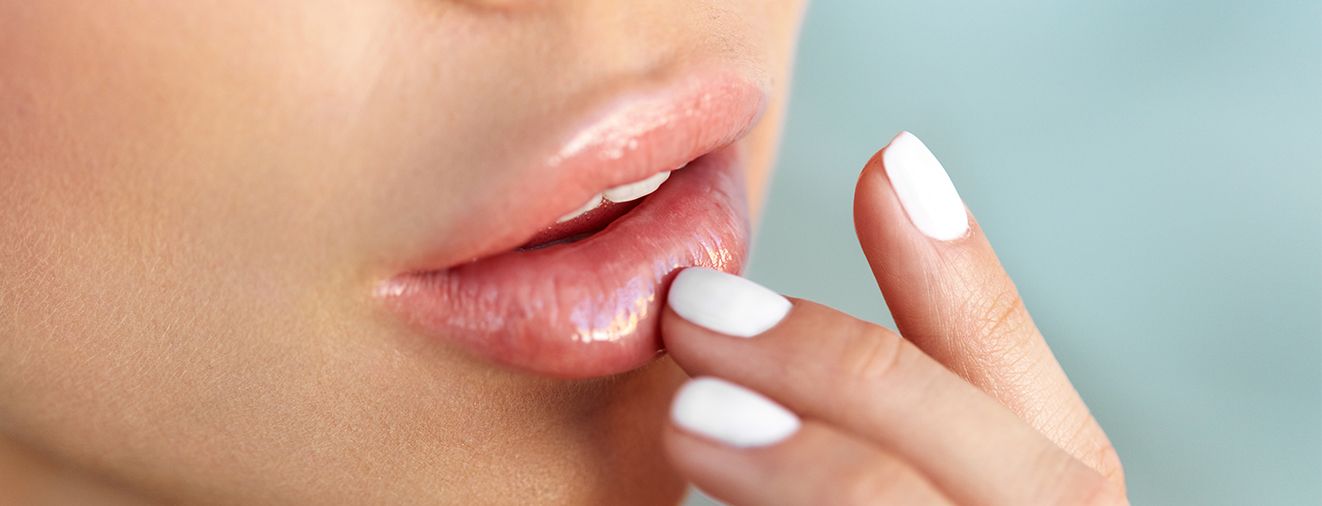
[695,1,1321,504]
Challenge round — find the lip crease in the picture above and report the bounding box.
[377,71,766,378]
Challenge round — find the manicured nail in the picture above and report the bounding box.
[882,131,969,241]
[667,267,791,338]
[671,377,801,448]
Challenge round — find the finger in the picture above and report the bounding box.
[853,131,1122,481]
[662,269,1125,506]
[665,377,952,506]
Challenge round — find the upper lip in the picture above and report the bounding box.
[396,70,768,273]
[375,68,768,377]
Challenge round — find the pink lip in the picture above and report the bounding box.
[377,72,766,378]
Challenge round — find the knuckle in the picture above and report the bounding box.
[954,287,1048,394]
[838,323,908,385]
[970,287,1031,350]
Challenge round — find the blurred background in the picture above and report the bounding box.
[693,1,1321,504]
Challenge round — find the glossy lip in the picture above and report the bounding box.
[378,71,766,378]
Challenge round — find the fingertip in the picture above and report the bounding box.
[665,267,791,339]
[854,132,923,263]
[661,425,760,506]
[859,131,913,178]
[853,159,888,236]
[669,377,801,449]
[856,132,898,194]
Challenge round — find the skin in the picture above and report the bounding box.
[660,139,1129,504]
[0,1,804,504]
[0,1,1127,504]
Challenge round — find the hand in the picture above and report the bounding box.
[659,132,1127,505]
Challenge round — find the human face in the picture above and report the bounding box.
[0,1,805,503]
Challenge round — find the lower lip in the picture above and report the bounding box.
[378,147,750,378]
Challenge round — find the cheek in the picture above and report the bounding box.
[0,1,384,371]
[0,0,804,499]
[0,2,694,499]
[732,0,809,214]
[0,1,515,498]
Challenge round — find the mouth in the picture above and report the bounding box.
[376,71,767,378]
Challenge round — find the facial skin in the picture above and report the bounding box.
[0,1,805,504]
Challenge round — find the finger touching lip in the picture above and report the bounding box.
[377,70,767,378]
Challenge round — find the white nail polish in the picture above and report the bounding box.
[667,267,791,338]
[671,377,800,448]
[882,132,969,241]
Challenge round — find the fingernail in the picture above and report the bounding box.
[671,377,801,448]
[667,267,791,338]
[881,131,969,241]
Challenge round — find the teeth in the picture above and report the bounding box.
[557,194,603,223]
[603,171,671,203]
[556,165,685,224]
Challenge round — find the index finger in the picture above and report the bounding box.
[854,132,1124,484]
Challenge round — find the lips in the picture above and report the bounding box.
[377,72,766,378]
